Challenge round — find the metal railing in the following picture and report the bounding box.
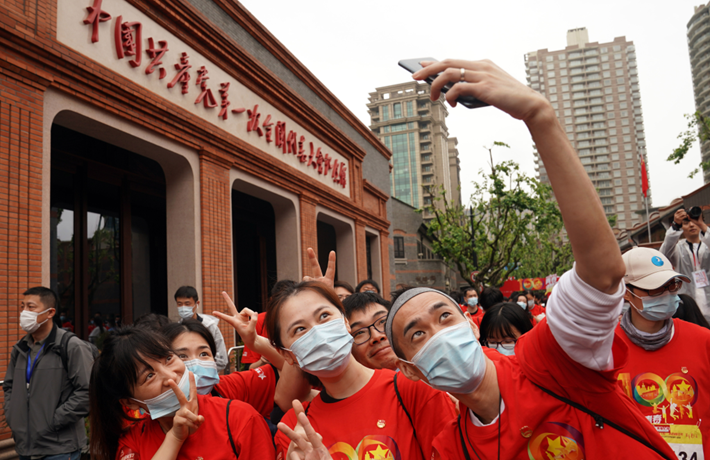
[224,346,244,375]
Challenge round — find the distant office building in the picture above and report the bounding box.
[367,82,462,218]
[688,4,710,184]
[525,28,649,230]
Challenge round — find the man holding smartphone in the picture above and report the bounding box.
[660,207,710,322]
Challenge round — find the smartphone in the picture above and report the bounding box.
[398,58,489,109]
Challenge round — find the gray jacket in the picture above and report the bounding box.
[3,325,94,456]
[659,227,710,316]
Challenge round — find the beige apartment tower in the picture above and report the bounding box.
[367,82,462,218]
[526,28,649,230]
[688,4,710,183]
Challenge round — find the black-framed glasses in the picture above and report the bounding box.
[485,338,517,350]
[631,278,683,297]
[352,315,388,345]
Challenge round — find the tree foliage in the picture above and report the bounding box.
[670,111,710,179]
[422,143,573,288]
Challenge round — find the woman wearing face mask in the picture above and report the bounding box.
[479,302,533,356]
[512,292,545,325]
[270,249,455,460]
[88,326,274,460]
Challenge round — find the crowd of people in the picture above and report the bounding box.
[4,59,710,460]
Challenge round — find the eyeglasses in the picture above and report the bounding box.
[352,315,388,345]
[486,339,517,350]
[631,278,683,297]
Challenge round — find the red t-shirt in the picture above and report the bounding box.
[616,318,710,459]
[212,364,277,419]
[116,395,274,460]
[469,306,484,327]
[275,369,455,460]
[241,312,267,364]
[432,318,677,459]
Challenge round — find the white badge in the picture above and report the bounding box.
[661,424,704,460]
[693,270,709,289]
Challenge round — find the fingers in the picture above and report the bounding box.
[292,399,306,417]
[221,291,239,316]
[278,422,311,453]
[187,370,197,402]
[324,251,336,283]
[307,248,323,279]
[169,377,189,408]
[297,412,325,450]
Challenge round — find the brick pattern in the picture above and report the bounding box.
[299,196,318,277]
[355,222,367,283]
[199,155,234,349]
[0,74,45,439]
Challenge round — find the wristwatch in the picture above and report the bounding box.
[671,221,682,231]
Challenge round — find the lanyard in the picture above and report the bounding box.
[26,343,45,386]
[458,393,502,460]
[688,241,701,270]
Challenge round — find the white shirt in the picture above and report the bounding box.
[181,314,228,370]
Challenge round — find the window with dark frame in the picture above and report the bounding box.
[394,236,405,259]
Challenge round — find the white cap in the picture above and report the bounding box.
[622,247,690,290]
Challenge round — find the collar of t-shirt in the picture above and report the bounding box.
[319,389,345,404]
[468,399,506,427]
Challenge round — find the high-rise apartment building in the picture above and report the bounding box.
[367,82,462,217]
[688,4,710,183]
[526,28,649,230]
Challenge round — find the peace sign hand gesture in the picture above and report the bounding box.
[167,371,204,443]
[278,400,332,460]
[302,248,336,290]
[214,291,258,348]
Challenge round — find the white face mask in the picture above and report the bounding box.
[177,306,195,319]
[20,309,52,333]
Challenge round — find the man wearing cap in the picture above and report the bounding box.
[384,58,676,459]
[617,247,710,459]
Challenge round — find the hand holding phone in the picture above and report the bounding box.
[398,58,489,109]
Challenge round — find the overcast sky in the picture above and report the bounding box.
[240,0,705,208]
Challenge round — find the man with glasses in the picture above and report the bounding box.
[342,292,398,370]
[617,247,710,459]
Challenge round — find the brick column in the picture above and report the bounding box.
[0,60,50,439]
[380,231,392,299]
[355,221,367,283]
[300,195,318,277]
[199,152,234,347]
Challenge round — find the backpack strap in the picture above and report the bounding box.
[59,331,75,374]
[532,383,673,460]
[226,400,239,458]
[393,372,426,460]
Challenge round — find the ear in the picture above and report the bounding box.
[120,398,143,412]
[277,347,297,366]
[398,359,423,382]
[46,308,56,320]
[344,317,352,334]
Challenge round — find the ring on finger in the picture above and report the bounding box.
[460,68,466,82]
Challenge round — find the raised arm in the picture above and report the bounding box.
[416,59,625,294]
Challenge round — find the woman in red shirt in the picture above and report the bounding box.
[88,326,274,460]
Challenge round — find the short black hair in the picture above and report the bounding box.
[162,319,217,356]
[479,302,533,346]
[334,280,355,294]
[461,286,477,298]
[342,292,391,320]
[479,287,503,310]
[271,279,297,298]
[174,286,199,302]
[23,286,58,310]
[134,313,172,331]
[355,279,380,294]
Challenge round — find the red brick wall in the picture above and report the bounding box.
[355,222,367,283]
[300,196,318,277]
[0,69,46,439]
[199,153,234,348]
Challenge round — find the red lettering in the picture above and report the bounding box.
[315,148,325,174]
[83,0,112,43]
[275,122,287,153]
[332,159,340,179]
[194,67,217,108]
[286,131,297,155]
[167,52,192,95]
[145,38,168,79]
[114,17,142,68]
[217,82,245,120]
[307,143,315,167]
[263,115,274,143]
[338,163,347,187]
[247,105,263,136]
[297,136,306,162]
[323,153,332,176]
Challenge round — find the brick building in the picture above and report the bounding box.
[0,0,392,446]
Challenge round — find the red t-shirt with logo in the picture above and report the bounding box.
[241,312,267,364]
[213,363,276,419]
[274,369,455,460]
[616,318,710,459]
[116,395,274,460]
[432,319,676,459]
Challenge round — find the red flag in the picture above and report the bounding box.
[640,153,649,198]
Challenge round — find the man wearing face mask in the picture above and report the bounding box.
[461,287,484,327]
[617,247,710,459]
[3,287,95,460]
[175,285,228,371]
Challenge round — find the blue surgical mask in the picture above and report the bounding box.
[517,301,527,309]
[402,321,486,394]
[284,318,353,378]
[629,291,680,322]
[132,370,191,420]
[184,359,219,395]
[178,306,195,319]
[489,342,516,356]
[467,297,478,307]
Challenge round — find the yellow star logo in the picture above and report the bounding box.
[676,381,692,393]
[367,445,392,460]
[546,436,564,455]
